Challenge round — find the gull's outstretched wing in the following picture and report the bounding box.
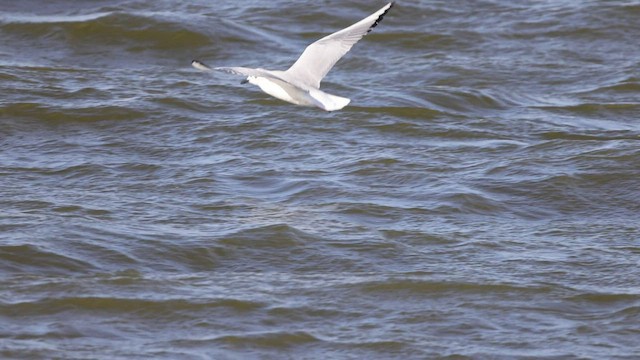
[192,61,297,85]
[213,66,270,78]
[191,61,265,77]
[192,61,268,78]
[213,66,302,88]
[284,2,394,89]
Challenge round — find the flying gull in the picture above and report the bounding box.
[192,2,395,111]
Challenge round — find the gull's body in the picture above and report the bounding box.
[192,2,395,111]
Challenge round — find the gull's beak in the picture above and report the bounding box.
[241,79,249,84]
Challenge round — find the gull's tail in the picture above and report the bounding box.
[309,89,351,111]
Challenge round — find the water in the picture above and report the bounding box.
[1,0,640,358]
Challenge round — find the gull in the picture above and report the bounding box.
[192,2,395,111]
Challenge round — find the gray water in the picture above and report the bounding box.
[1,1,640,359]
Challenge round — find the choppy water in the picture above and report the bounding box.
[2,0,640,358]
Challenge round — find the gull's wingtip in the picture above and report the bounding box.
[191,59,213,72]
[367,1,395,33]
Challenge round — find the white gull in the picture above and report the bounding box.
[192,2,395,111]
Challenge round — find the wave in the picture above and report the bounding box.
[2,102,145,122]
[536,102,640,124]
[1,12,210,51]
[0,296,265,317]
[581,77,640,94]
[352,106,444,120]
[212,331,319,348]
[568,292,639,304]
[0,244,96,274]
[537,131,640,141]
[0,12,113,25]
[357,278,551,295]
[481,168,640,219]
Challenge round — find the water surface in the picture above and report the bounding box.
[1,1,640,358]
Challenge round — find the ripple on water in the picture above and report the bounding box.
[1,103,145,123]
[0,244,96,274]
[1,13,211,50]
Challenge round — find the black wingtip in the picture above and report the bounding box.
[192,59,214,72]
[367,2,395,34]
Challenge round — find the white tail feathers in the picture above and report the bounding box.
[309,89,351,111]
